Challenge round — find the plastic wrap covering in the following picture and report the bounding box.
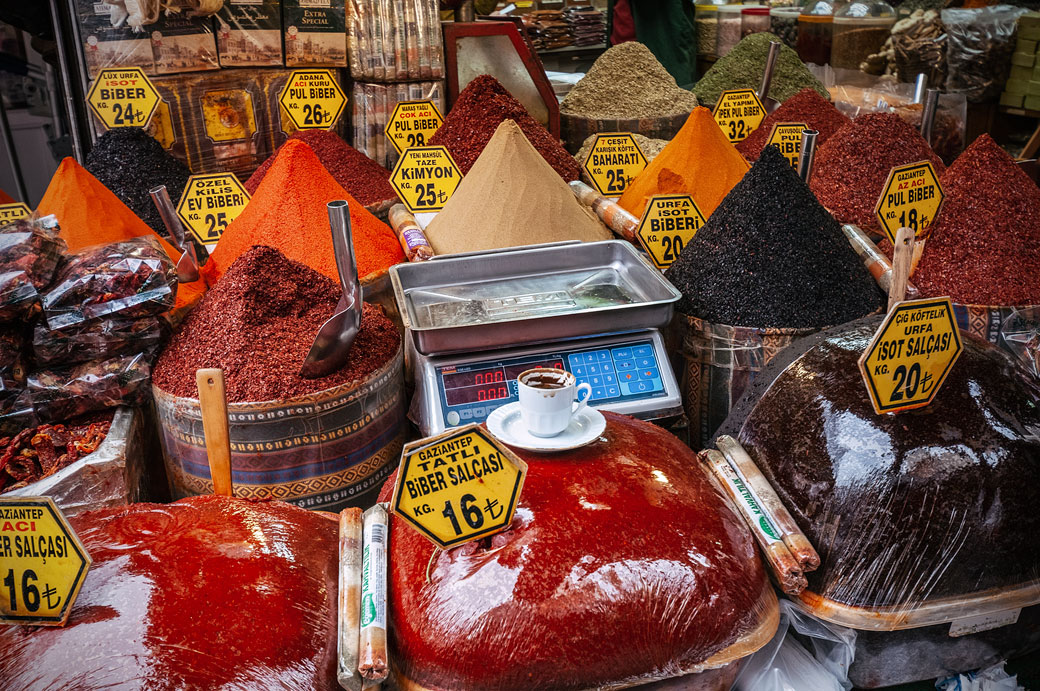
[351,81,446,170]
[0,390,35,437]
[716,315,1040,632]
[153,342,406,512]
[377,412,779,691]
[26,353,151,423]
[0,216,67,324]
[3,408,145,517]
[943,6,1029,104]
[33,316,167,368]
[0,327,26,393]
[346,0,444,82]
[41,237,177,331]
[76,0,157,77]
[0,495,339,689]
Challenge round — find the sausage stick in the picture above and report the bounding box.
[700,450,807,595]
[389,203,434,261]
[716,435,820,572]
[338,508,364,691]
[358,504,389,683]
[568,181,639,243]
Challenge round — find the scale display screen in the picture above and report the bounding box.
[442,359,564,406]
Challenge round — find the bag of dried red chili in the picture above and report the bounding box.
[26,352,151,423]
[41,236,177,330]
[0,214,67,324]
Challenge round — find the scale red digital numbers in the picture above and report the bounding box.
[442,358,566,407]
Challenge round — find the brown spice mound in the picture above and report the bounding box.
[154,246,399,402]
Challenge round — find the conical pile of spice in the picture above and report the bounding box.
[203,140,404,286]
[736,88,851,162]
[428,75,580,181]
[245,129,397,208]
[154,245,399,402]
[810,112,945,233]
[425,120,612,256]
[693,33,829,108]
[560,42,698,119]
[85,128,191,238]
[664,145,884,327]
[911,134,1040,306]
[617,107,748,219]
[36,157,205,311]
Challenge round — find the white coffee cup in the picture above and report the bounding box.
[517,367,592,438]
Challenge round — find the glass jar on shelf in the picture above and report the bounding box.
[831,0,896,71]
[695,3,721,58]
[797,0,843,66]
[771,7,802,49]
[741,6,771,37]
[717,4,745,57]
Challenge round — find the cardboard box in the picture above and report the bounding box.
[215,0,284,67]
[1011,51,1036,68]
[77,0,156,78]
[1016,38,1038,55]
[1005,78,1030,95]
[150,10,219,73]
[283,0,346,66]
[1000,91,1025,108]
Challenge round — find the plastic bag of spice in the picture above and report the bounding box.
[33,315,168,368]
[0,215,67,324]
[943,5,1028,104]
[0,389,37,437]
[41,236,177,330]
[26,352,151,423]
[0,327,27,393]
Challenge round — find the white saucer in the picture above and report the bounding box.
[486,402,606,453]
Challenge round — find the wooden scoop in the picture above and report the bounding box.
[757,40,783,114]
[196,368,233,497]
[300,200,363,379]
[150,185,200,283]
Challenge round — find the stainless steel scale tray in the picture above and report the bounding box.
[391,240,681,355]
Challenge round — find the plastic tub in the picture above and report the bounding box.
[742,6,771,37]
[718,5,745,57]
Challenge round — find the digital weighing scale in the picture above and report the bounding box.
[391,241,684,437]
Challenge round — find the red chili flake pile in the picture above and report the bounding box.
[912,134,1040,306]
[428,74,580,181]
[736,88,851,163]
[810,112,945,233]
[153,245,400,402]
[245,129,396,207]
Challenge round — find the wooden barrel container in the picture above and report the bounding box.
[560,111,692,155]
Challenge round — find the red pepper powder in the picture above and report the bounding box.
[428,75,580,181]
[912,134,1040,306]
[810,113,945,233]
[154,245,400,402]
[736,88,851,163]
[245,130,396,207]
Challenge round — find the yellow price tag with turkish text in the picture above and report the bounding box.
[874,161,945,244]
[636,194,707,270]
[765,122,808,168]
[385,100,444,155]
[177,173,251,247]
[583,133,648,197]
[278,69,347,130]
[389,146,463,213]
[713,89,766,143]
[0,203,31,225]
[86,67,160,129]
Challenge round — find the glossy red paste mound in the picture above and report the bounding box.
[378,412,773,690]
[0,495,338,690]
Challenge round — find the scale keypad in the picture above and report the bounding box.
[567,343,663,401]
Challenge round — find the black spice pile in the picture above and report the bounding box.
[664,145,884,328]
[153,245,399,402]
[85,128,191,239]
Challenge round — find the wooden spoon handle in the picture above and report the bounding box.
[196,368,233,497]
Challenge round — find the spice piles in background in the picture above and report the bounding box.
[810,112,945,233]
[617,107,749,219]
[665,145,884,327]
[560,42,699,119]
[85,128,191,239]
[736,88,851,162]
[203,140,403,286]
[425,120,612,256]
[245,129,397,209]
[693,33,830,108]
[36,158,205,312]
[428,75,580,181]
[912,135,1040,306]
[576,133,669,169]
[155,246,398,402]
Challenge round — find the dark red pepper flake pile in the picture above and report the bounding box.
[810,112,945,233]
[428,74,580,181]
[912,134,1040,306]
[153,245,399,402]
[736,88,851,163]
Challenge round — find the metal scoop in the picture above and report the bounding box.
[300,200,363,379]
[757,40,783,114]
[149,184,200,283]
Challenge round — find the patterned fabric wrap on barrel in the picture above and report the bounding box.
[153,344,405,511]
[679,314,819,450]
[953,303,1040,353]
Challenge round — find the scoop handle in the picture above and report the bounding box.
[758,41,782,102]
[328,200,362,318]
[196,368,233,497]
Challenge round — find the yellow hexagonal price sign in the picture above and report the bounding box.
[385,100,444,156]
[86,67,160,129]
[392,424,527,550]
[874,160,945,244]
[636,194,707,270]
[0,203,31,225]
[583,133,648,197]
[176,173,251,247]
[278,69,346,130]
[712,89,766,143]
[389,146,463,213]
[765,122,808,168]
[0,497,91,626]
[858,297,963,415]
